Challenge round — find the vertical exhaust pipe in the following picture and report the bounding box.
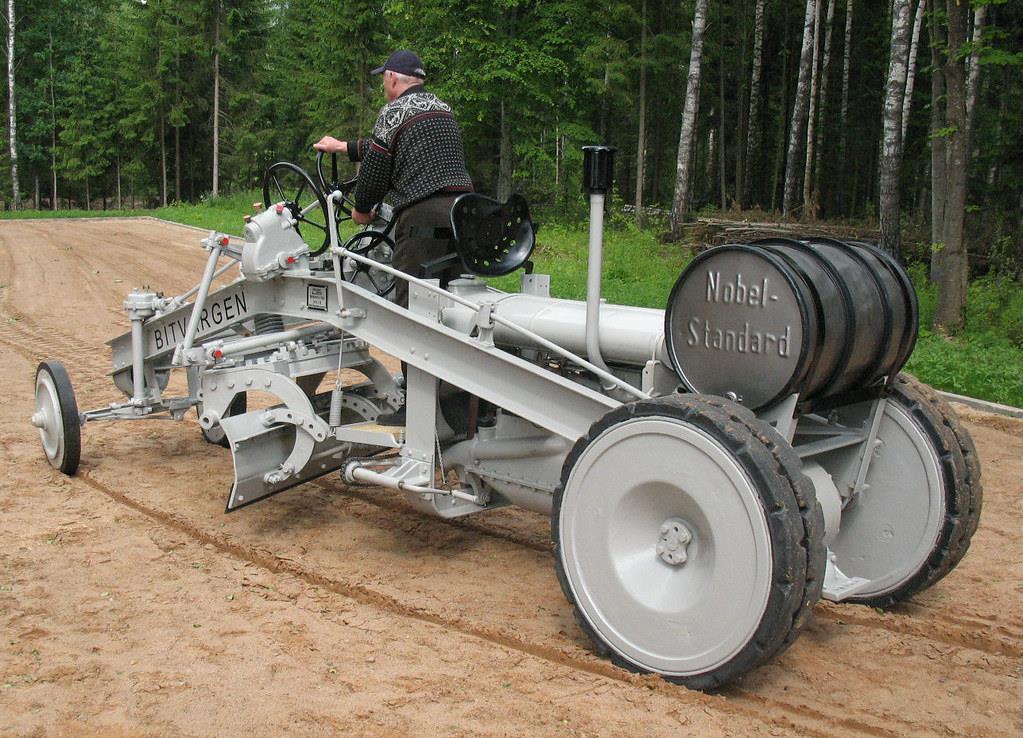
[582,145,618,393]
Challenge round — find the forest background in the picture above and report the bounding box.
[0,0,1021,404]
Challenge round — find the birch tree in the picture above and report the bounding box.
[742,0,765,207]
[634,0,647,226]
[211,0,221,198]
[669,0,709,235]
[838,0,853,207]
[802,0,823,216]
[965,5,987,124]
[5,0,19,209]
[877,0,912,256]
[782,0,817,217]
[812,0,836,205]
[901,0,925,144]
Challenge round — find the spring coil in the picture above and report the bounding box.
[254,313,285,335]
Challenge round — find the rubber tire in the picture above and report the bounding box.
[845,373,983,608]
[35,361,81,476]
[198,392,247,449]
[552,394,825,691]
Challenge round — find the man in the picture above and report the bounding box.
[315,50,472,426]
[314,49,473,309]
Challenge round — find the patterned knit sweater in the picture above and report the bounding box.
[346,86,473,214]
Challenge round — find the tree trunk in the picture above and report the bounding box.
[669,0,709,235]
[599,58,610,142]
[174,16,181,203]
[770,0,791,212]
[733,0,748,209]
[497,99,513,201]
[705,122,715,200]
[212,2,221,198]
[929,13,946,279]
[174,125,181,203]
[901,0,926,144]
[33,172,38,209]
[878,0,912,256]
[116,155,122,209]
[782,0,818,217]
[803,0,823,216]
[718,3,727,210]
[85,176,90,211]
[6,0,19,210]
[838,0,853,211]
[743,0,765,208]
[965,5,986,126]
[159,108,167,207]
[634,0,647,226]
[932,0,972,331]
[48,28,57,210]
[812,0,836,211]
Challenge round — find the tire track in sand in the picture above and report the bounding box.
[70,466,894,738]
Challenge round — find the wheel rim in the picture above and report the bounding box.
[559,417,773,676]
[35,370,65,467]
[831,401,945,596]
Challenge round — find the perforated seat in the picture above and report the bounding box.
[449,193,535,276]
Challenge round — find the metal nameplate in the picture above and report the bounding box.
[307,284,328,312]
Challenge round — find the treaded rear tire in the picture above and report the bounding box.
[846,374,982,608]
[552,394,825,690]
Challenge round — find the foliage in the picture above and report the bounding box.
[0,0,1017,271]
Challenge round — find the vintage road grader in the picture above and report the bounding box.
[32,147,981,689]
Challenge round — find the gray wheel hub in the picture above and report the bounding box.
[656,518,693,566]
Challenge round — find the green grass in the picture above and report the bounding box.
[904,266,1023,407]
[0,190,261,235]
[487,221,691,307]
[5,198,1021,407]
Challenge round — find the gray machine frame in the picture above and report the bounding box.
[33,176,976,689]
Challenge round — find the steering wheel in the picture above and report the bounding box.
[342,230,397,297]
[261,161,331,254]
[316,150,360,217]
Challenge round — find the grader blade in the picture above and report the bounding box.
[218,408,352,511]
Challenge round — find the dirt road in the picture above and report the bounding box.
[1,219,1020,737]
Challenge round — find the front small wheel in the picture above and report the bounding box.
[553,394,824,690]
[32,361,81,475]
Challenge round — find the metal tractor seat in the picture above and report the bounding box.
[418,194,536,281]
[450,193,535,276]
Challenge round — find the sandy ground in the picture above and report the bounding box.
[1,218,1021,737]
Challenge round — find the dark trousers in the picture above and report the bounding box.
[392,193,462,308]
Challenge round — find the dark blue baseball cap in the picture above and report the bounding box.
[371,50,427,79]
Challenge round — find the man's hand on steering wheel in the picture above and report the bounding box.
[352,208,376,225]
[314,135,347,154]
